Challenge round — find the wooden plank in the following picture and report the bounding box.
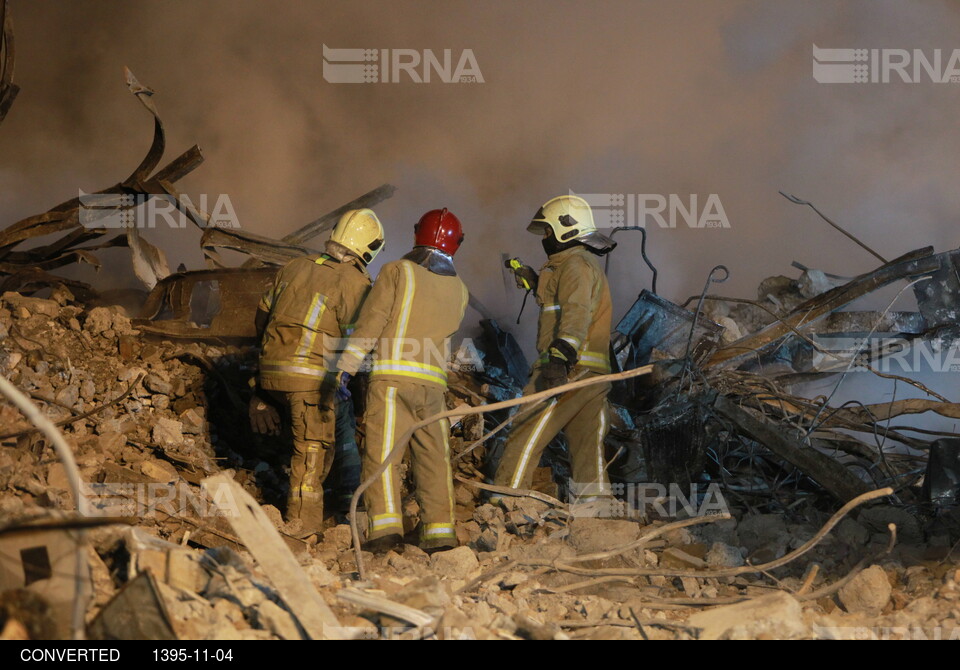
[201,473,342,639]
[337,588,434,628]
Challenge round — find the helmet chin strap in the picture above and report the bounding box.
[541,231,581,256]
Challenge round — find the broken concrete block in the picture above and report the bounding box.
[179,408,205,434]
[458,520,482,547]
[326,524,353,553]
[687,592,805,640]
[98,431,127,453]
[429,546,479,580]
[394,575,451,616]
[55,384,79,408]
[79,378,97,401]
[567,518,641,554]
[2,293,60,318]
[260,504,284,530]
[50,285,75,306]
[439,607,479,640]
[84,307,115,334]
[454,484,475,506]
[166,553,209,594]
[140,459,179,483]
[211,598,247,627]
[475,528,499,553]
[136,549,168,581]
[144,373,173,396]
[255,600,302,640]
[152,418,184,448]
[705,542,745,568]
[838,565,891,614]
[46,463,71,491]
[304,562,338,589]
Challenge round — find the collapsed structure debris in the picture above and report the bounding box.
[0,0,18,128]
[1,55,960,642]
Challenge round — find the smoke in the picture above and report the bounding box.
[2,0,960,347]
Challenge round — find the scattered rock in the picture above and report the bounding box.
[152,418,184,448]
[429,546,480,580]
[255,600,302,640]
[838,565,892,614]
[144,373,173,396]
[84,307,114,334]
[46,463,71,491]
[567,518,641,554]
[687,592,806,640]
[141,459,179,483]
[705,542,745,568]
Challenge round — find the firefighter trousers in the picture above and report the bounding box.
[493,369,611,501]
[362,379,456,544]
[271,388,336,533]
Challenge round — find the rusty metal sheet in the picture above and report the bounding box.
[135,267,277,341]
[237,184,397,268]
[201,226,318,267]
[0,69,204,288]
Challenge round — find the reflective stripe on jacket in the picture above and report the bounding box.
[337,259,468,388]
[259,254,371,392]
[535,246,612,373]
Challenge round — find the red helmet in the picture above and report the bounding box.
[414,208,464,256]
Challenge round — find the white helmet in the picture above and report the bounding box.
[527,195,616,253]
[330,208,385,264]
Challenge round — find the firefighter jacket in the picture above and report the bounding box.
[336,257,468,388]
[258,253,371,392]
[535,245,613,373]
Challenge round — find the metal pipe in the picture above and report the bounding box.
[604,226,658,294]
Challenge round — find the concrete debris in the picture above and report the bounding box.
[838,565,893,615]
[687,592,806,640]
[428,546,480,581]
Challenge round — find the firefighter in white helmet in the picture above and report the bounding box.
[493,195,616,505]
[250,208,385,539]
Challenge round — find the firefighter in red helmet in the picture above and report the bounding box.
[336,208,469,553]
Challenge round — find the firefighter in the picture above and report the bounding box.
[250,208,385,538]
[336,208,468,554]
[492,195,617,505]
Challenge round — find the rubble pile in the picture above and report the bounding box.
[1,38,959,641]
[1,286,958,640]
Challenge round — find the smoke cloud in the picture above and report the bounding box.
[2,0,959,346]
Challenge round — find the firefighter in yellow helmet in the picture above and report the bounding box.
[251,208,385,538]
[336,208,468,554]
[493,195,616,505]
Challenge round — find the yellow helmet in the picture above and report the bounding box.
[527,195,616,253]
[330,208,385,264]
